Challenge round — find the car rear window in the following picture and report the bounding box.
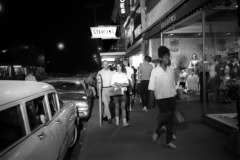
[0,105,26,152]
[59,93,86,101]
[47,82,85,91]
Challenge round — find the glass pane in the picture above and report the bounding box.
[48,93,58,117]
[26,96,48,131]
[0,105,26,152]
[204,5,239,129]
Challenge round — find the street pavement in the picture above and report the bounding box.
[73,97,239,160]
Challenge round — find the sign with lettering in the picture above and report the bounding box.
[161,14,176,29]
[90,26,119,39]
[119,0,129,18]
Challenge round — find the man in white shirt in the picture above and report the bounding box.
[148,46,177,149]
[97,61,114,124]
[138,55,153,112]
[123,60,134,111]
[25,71,37,81]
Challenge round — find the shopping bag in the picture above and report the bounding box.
[109,87,124,96]
[173,104,185,124]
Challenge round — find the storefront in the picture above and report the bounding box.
[143,0,239,134]
[124,1,144,68]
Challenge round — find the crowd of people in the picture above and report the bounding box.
[96,46,179,149]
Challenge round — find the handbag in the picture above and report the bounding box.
[109,86,124,96]
[173,103,185,124]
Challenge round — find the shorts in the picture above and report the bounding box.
[113,91,127,103]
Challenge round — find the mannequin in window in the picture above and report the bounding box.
[188,53,199,74]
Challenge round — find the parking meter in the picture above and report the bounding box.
[97,74,102,126]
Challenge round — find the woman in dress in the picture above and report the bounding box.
[111,61,130,127]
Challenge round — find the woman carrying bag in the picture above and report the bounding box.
[111,61,130,127]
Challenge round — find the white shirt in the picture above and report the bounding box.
[111,72,129,91]
[148,66,176,99]
[125,66,134,81]
[97,69,114,87]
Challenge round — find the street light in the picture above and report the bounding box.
[53,42,64,74]
[57,43,64,50]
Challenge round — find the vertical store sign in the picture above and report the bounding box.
[119,0,129,18]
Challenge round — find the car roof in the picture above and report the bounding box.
[42,77,85,83]
[0,80,55,106]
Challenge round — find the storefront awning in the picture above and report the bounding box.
[143,0,224,40]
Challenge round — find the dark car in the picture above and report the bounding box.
[42,77,94,119]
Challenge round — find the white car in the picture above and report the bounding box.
[0,80,78,160]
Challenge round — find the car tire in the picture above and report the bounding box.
[69,125,78,148]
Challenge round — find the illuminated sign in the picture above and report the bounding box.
[90,26,119,39]
[119,0,129,18]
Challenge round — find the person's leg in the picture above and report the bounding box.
[140,81,145,107]
[141,80,148,111]
[155,99,169,134]
[121,101,130,127]
[102,88,111,120]
[114,101,120,126]
[165,97,176,144]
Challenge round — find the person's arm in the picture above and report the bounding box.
[148,70,156,107]
[189,61,193,68]
[115,74,129,87]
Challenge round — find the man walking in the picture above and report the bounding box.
[97,61,114,124]
[138,55,153,112]
[148,46,177,149]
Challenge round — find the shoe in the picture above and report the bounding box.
[161,126,166,132]
[171,134,176,140]
[123,122,130,127]
[166,142,176,149]
[142,106,147,112]
[152,132,159,142]
[102,116,108,121]
[116,121,119,126]
[108,119,112,124]
[129,107,133,112]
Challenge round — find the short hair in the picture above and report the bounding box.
[214,58,219,62]
[144,55,151,62]
[158,46,170,58]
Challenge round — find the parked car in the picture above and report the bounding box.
[0,80,78,160]
[42,77,94,119]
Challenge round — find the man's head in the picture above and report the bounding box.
[123,60,129,66]
[158,46,171,66]
[102,60,108,70]
[144,55,151,62]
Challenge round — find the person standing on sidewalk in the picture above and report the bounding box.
[148,46,177,149]
[138,55,153,112]
[123,60,134,112]
[111,61,130,127]
[97,61,114,124]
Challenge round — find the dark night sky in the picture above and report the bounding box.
[0,0,116,73]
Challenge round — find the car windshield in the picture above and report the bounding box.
[59,93,87,101]
[46,81,85,91]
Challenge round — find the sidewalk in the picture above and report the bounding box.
[76,98,239,160]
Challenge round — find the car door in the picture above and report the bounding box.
[6,96,62,160]
[47,92,70,159]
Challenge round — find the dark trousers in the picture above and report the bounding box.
[140,80,150,108]
[155,97,176,144]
